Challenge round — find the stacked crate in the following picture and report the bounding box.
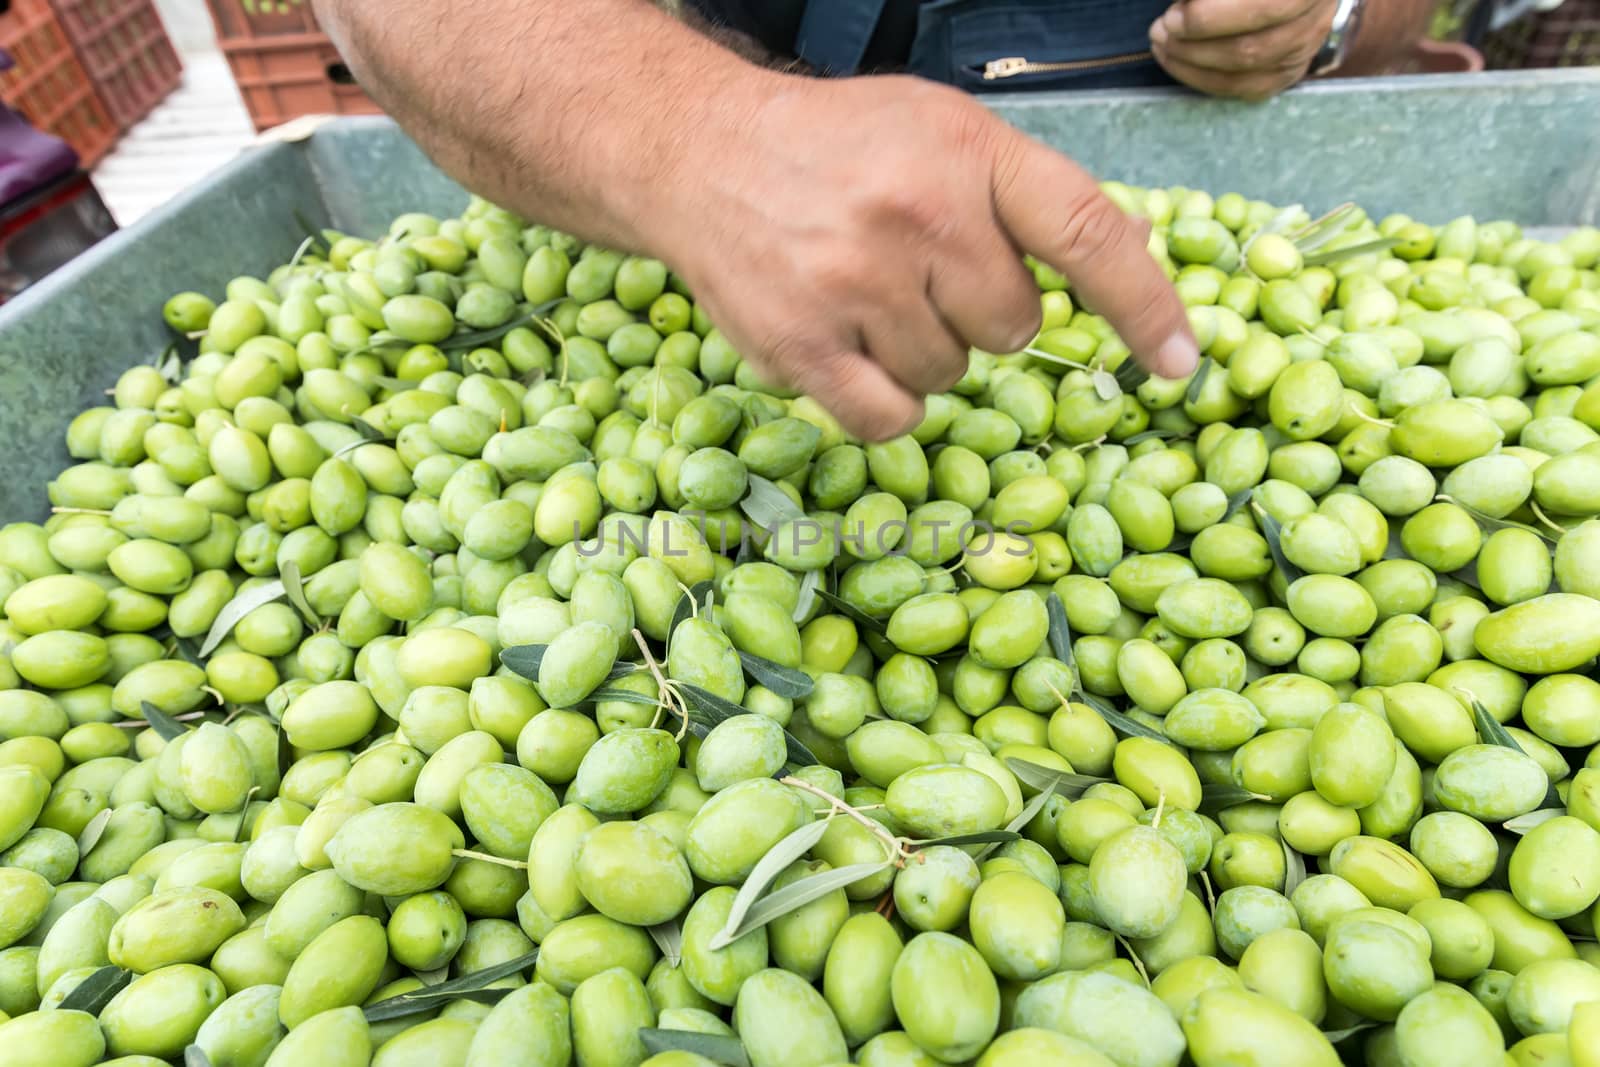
[50,0,183,131]
[0,0,119,166]
[203,0,380,132]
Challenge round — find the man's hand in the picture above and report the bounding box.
[655,75,1197,439]
[1150,0,1339,100]
[319,0,1195,441]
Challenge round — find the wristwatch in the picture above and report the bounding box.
[1310,0,1367,77]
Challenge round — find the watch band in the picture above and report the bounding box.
[1310,0,1366,77]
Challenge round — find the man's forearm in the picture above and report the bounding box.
[315,0,775,257]
[1341,0,1438,75]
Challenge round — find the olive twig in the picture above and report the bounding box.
[779,774,913,868]
[1116,935,1152,988]
[1529,501,1568,536]
[50,507,111,516]
[451,848,529,870]
[632,628,689,739]
[1199,870,1217,914]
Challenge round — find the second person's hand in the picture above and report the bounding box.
[652,73,1199,440]
[1150,0,1340,100]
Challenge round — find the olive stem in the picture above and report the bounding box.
[1529,501,1568,536]
[1116,934,1152,988]
[1199,870,1217,915]
[632,628,689,739]
[1071,435,1108,452]
[779,774,912,868]
[1349,408,1394,430]
[1151,791,1167,831]
[451,848,529,870]
[1295,327,1329,349]
[50,507,112,516]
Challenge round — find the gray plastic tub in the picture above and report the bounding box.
[0,68,1596,520]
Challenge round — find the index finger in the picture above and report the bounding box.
[1159,0,1319,40]
[989,131,1198,379]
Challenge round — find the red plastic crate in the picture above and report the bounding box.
[216,32,381,132]
[205,0,318,41]
[50,0,182,130]
[0,0,119,166]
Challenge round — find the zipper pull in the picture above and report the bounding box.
[984,57,1032,80]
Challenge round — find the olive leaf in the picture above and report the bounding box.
[1121,430,1191,445]
[350,416,388,443]
[710,818,835,950]
[141,700,191,742]
[373,375,421,392]
[1183,357,1214,407]
[1198,782,1265,816]
[498,644,637,684]
[1250,499,1306,585]
[1288,202,1358,253]
[1003,757,1108,797]
[647,921,683,967]
[279,559,319,628]
[1045,593,1075,668]
[792,569,820,624]
[77,807,114,857]
[812,588,887,633]
[1470,696,1524,752]
[588,687,661,706]
[711,861,892,948]
[677,684,819,768]
[439,298,565,352]
[668,580,715,645]
[1113,360,1149,394]
[1092,370,1122,401]
[362,949,539,1022]
[737,652,814,700]
[1085,697,1175,746]
[1282,840,1308,897]
[1239,204,1304,257]
[57,965,131,1014]
[184,1046,214,1067]
[739,473,805,530]
[1504,809,1565,835]
[1321,1022,1379,1043]
[1223,488,1254,520]
[154,344,184,384]
[1448,499,1560,546]
[638,1029,750,1067]
[199,579,287,656]
[276,721,293,778]
[976,780,1059,861]
[911,830,1022,849]
[1302,237,1401,267]
[1469,697,1563,809]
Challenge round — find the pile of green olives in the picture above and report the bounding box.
[0,186,1598,1067]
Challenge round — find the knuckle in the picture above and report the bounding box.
[1054,192,1130,261]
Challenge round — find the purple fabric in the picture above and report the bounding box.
[0,105,79,208]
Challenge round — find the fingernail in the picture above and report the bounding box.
[1149,19,1168,45]
[1007,325,1039,352]
[1162,8,1184,35]
[1156,333,1200,379]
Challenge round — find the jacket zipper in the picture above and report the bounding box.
[982,52,1153,80]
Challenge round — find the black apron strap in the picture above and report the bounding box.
[794,0,893,74]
